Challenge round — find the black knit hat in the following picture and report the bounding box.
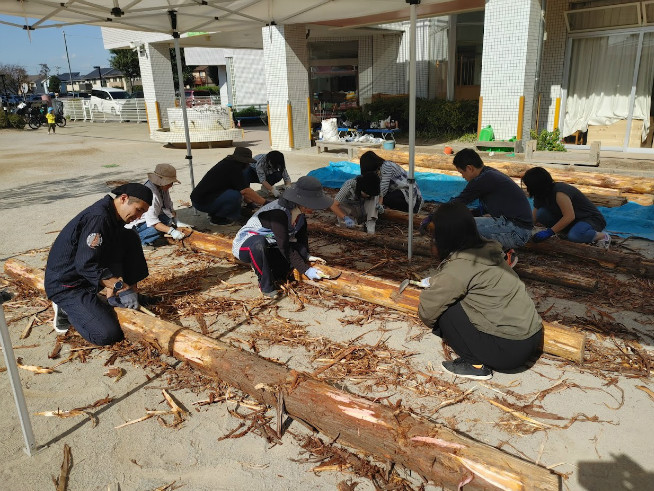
[111,183,153,206]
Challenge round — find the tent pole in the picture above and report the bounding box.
[407,0,419,261]
[169,10,195,190]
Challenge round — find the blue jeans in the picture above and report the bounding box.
[133,213,173,245]
[475,216,532,250]
[536,208,597,243]
[192,189,243,221]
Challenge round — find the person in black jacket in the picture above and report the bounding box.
[44,183,153,345]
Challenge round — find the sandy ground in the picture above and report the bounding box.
[1,122,653,491]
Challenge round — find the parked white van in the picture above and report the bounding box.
[90,87,130,115]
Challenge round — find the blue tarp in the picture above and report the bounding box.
[308,161,654,241]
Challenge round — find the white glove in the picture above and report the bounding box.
[271,187,281,198]
[305,267,324,281]
[308,255,326,264]
[169,228,185,240]
[418,277,431,288]
[175,220,192,229]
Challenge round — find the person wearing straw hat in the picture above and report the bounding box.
[128,163,190,246]
[232,176,333,299]
[191,147,268,226]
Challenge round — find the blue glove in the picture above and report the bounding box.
[376,203,385,215]
[108,288,140,310]
[305,267,323,280]
[532,228,555,243]
[343,216,356,228]
[418,216,431,235]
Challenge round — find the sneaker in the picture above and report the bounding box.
[209,215,235,226]
[442,358,492,380]
[52,302,71,334]
[504,249,518,268]
[366,219,376,234]
[262,290,281,299]
[594,233,611,250]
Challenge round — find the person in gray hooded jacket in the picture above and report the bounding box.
[418,202,543,380]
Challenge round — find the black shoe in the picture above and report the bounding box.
[53,302,71,333]
[138,293,163,306]
[262,289,281,299]
[442,358,492,380]
[209,215,235,226]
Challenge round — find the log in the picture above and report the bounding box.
[376,209,654,279]
[357,148,654,196]
[4,259,561,490]
[309,220,599,292]
[174,232,584,362]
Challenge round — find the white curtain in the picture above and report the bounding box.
[563,33,639,138]
[635,32,654,141]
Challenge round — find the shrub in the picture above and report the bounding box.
[233,106,263,117]
[195,85,221,95]
[0,109,26,129]
[530,128,566,152]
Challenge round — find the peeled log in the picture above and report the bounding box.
[309,220,599,292]
[357,148,654,197]
[173,232,584,362]
[4,259,560,490]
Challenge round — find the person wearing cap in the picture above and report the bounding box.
[329,172,381,234]
[46,107,56,134]
[245,151,292,198]
[127,163,189,246]
[232,176,333,298]
[191,147,267,225]
[44,183,154,346]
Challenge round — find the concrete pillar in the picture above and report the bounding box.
[480,0,543,141]
[217,66,230,106]
[262,24,311,151]
[137,42,176,131]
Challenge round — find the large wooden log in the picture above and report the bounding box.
[4,259,560,490]
[357,148,654,197]
[309,220,599,292]
[171,232,585,362]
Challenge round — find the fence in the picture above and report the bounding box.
[62,98,148,123]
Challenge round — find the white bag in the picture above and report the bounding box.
[321,118,339,141]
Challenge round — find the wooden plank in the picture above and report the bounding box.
[3,259,561,491]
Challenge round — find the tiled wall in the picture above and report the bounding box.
[139,43,175,131]
[538,0,568,133]
[230,50,267,106]
[481,0,543,141]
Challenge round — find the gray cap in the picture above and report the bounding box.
[282,176,333,210]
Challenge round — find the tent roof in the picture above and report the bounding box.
[0,0,481,37]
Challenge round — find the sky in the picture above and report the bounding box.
[0,17,111,76]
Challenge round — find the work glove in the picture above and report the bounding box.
[418,277,431,288]
[169,228,185,240]
[271,187,281,198]
[108,288,140,310]
[174,220,192,229]
[418,216,431,235]
[532,228,555,243]
[305,267,324,281]
[307,255,326,264]
[376,203,385,215]
[343,216,356,228]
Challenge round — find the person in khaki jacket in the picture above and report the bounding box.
[418,202,543,380]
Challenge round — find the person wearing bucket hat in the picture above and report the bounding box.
[244,151,292,198]
[44,183,155,346]
[191,147,268,225]
[232,176,333,298]
[127,163,191,246]
[359,151,422,214]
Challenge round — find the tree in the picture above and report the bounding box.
[169,48,194,91]
[0,64,29,95]
[39,63,50,80]
[109,48,141,92]
[48,75,62,94]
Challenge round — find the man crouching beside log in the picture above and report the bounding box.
[44,183,153,345]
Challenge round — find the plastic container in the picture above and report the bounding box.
[383,141,395,150]
[478,125,494,141]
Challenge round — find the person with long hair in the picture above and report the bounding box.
[418,202,543,380]
[329,172,381,234]
[245,150,292,198]
[521,167,611,248]
[232,176,333,299]
[359,150,422,213]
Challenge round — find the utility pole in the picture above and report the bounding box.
[63,31,75,95]
[94,65,104,87]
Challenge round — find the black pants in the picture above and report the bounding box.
[50,228,148,346]
[436,302,543,371]
[238,235,305,293]
[384,189,421,213]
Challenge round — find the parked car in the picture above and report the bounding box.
[26,94,45,102]
[130,90,144,99]
[90,87,130,114]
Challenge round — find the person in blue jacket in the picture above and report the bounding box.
[44,183,153,345]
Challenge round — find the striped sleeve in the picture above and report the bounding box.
[380,161,396,197]
[335,178,356,203]
[253,154,267,183]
